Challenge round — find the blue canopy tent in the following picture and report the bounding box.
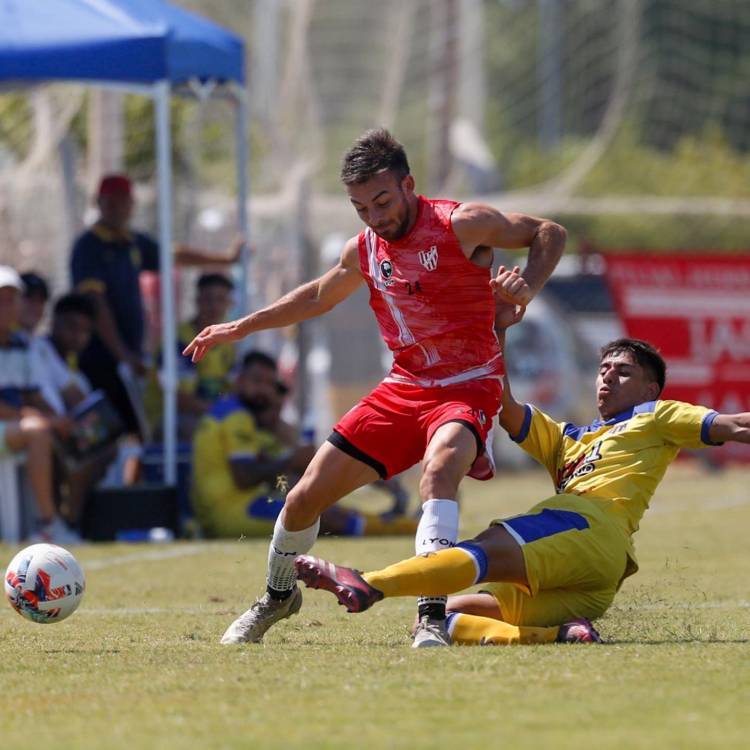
[0,0,249,486]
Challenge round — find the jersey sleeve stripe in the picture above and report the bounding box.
[700,410,723,445]
[509,404,533,443]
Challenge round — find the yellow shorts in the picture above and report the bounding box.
[484,494,636,627]
[193,485,283,539]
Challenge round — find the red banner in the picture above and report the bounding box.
[604,254,750,462]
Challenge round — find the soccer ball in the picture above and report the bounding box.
[4,544,85,624]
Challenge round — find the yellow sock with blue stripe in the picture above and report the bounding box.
[447,612,559,645]
[362,543,487,599]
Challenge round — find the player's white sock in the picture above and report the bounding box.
[266,515,320,598]
[415,499,459,618]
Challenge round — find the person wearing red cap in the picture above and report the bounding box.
[70,174,243,438]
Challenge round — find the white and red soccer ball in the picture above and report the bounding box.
[4,543,85,623]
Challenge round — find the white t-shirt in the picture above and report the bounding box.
[29,337,91,415]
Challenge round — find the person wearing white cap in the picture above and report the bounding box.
[0,265,81,544]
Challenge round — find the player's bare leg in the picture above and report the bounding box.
[297,547,600,645]
[411,421,477,648]
[221,441,378,644]
[446,592,503,619]
[446,589,602,645]
[444,551,601,645]
[296,525,522,635]
[298,525,524,610]
[5,416,81,544]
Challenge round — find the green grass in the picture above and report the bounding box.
[2,465,750,749]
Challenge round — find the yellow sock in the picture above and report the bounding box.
[363,547,478,598]
[449,612,559,646]
[360,513,419,537]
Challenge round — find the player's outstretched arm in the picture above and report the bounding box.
[183,237,364,362]
[707,412,750,444]
[451,203,566,306]
[493,311,527,437]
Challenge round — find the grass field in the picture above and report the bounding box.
[2,463,749,750]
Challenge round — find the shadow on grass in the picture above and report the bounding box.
[603,638,750,645]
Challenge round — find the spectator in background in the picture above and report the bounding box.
[70,174,243,438]
[146,273,237,441]
[32,294,96,415]
[19,272,50,338]
[32,293,118,527]
[192,351,418,539]
[0,266,80,544]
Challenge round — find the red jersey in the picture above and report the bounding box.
[357,196,504,387]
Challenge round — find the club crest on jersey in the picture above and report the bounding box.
[418,245,439,272]
[379,259,394,282]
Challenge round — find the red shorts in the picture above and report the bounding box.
[329,379,503,480]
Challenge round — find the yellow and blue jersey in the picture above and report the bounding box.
[191,396,287,535]
[511,399,721,539]
[175,320,236,401]
[144,320,236,431]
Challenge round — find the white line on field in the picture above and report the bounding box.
[0,599,737,618]
[82,542,245,571]
[78,607,223,615]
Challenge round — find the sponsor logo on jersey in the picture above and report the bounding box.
[380,259,394,279]
[556,441,602,492]
[418,245,439,272]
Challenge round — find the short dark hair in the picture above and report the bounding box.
[340,128,410,185]
[197,273,234,292]
[241,350,277,372]
[53,293,96,321]
[21,272,49,300]
[600,338,666,394]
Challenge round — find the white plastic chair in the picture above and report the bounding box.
[0,454,24,543]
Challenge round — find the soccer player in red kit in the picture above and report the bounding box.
[184,129,566,647]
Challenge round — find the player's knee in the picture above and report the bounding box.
[19,414,52,441]
[446,593,502,619]
[420,452,462,498]
[283,481,326,529]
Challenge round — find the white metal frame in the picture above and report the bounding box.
[1,76,248,487]
[152,79,249,484]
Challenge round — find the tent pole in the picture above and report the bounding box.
[155,80,177,486]
[234,87,250,320]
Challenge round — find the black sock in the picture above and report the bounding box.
[267,584,294,601]
[418,601,446,620]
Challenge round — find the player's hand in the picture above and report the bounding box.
[490,265,533,306]
[494,301,526,331]
[182,321,240,363]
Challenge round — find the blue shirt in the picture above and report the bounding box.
[71,222,159,354]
